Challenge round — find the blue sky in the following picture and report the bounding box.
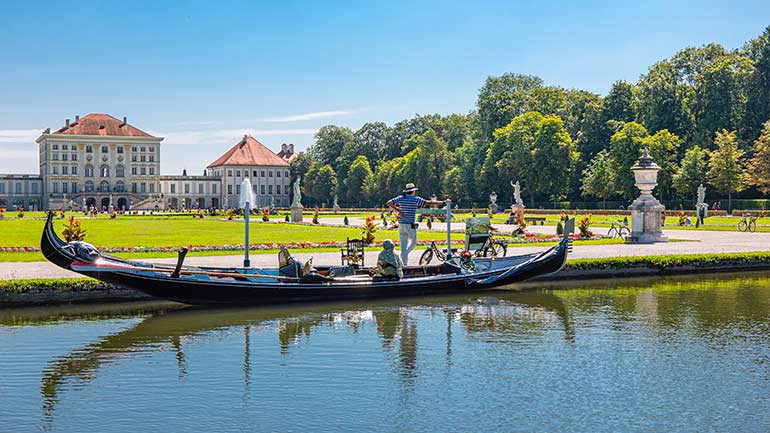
[1,0,768,175]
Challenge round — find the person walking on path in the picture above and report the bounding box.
[386,183,447,265]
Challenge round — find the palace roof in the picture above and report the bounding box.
[208,135,290,167]
[52,113,155,137]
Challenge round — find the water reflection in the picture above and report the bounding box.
[4,273,768,431]
[35,291,573,422]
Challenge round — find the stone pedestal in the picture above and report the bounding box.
[510,204,525,214]
[626,194,668,244]
[290,205,303,223]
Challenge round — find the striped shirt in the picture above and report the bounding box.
[392,195,426,225]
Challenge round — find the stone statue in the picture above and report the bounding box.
[333,194,340,212]
[696,184,708,220]
[291,177,302,208]
[511,180,524,210]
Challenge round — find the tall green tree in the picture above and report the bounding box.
[707,129,746,212]
[354,122,389,163]
[746,119,770,194]
[673,145,709,201]
[608,122,649,200]
[581,150,615,208]
[531,115,579,206]
[308,126,355,167]
[477,73,544,138]
[742,27,770,144]
[400,129,452,199]
[636,60,695,140]
[602,81,637,124]
[303,163,338,205]
[344,155,373,206]
[640,129,683,202]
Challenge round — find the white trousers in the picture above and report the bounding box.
[398,224,417,265]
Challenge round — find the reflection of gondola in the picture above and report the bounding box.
[41,212,573,305]
[39,291,574,418]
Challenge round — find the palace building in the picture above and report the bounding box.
[0,114,296,211]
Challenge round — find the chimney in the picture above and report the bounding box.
[281,143,287,153]
[65,119,70,128]
[74,115,80,123]
[121,116,127,126]
[43,128,50,134]
[289,143,294,153]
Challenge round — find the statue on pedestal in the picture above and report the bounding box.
[333,194,340,212]
[510,180,525,212]
[696,184,708,224]
[290,177,303,223]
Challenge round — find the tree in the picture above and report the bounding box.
[608,122,649,200]
[477,73,544,138]
[400,129,452,199]
[308,126,355,167]
[742,27,770,145]
[530,115,579,206]
[581,150,615,208]
[673,145,709,201]
[640,129,683,202]
[636,60,695,140]
[602,81,637,124]
[303,163,338,205]
[708,129,746,212]
[344,155,373,206]
[746,119,770,194]
[354,122,389,162]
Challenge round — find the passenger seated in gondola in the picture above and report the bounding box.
[374,239,404,280]
[278,246,302,278]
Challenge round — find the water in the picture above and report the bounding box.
[2,274,770,432]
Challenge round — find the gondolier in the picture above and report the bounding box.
[386,183,447,265]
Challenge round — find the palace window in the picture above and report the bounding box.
[141,183,146,193]
[100,181,109,192]
[15,182,22,194]
[100,165,110,177]
[117,147,124,154]
[131,155,137,162]
[131,167,137,175]
[236,170,241,177]
[116,165,124,177]
[149,155,155,162]
[63,145,68,150]
[62,182,68,193]
[33,183,39,193]
[149,183,155,193]
[53,183,59,193]
[198,184,203,194]
[71,182,78,193]
[149,167,155,175]
[253,170,258,177]
[140,155,146,162]
[102,146,108,153]
[52,166,59,174]
[227,185,232,195]
[132,147,137,152]
[149,147,154,152]
[212,183,217,194]
[170,184,176,193]
[62,166,68,175]
[53,154,59,161]
[0,184,5,194]
[227,170,232,177]
[268,171,273,177]
[131,183,137,193]
[260,170,265,177]
[269,185,273,194]
[115,181,125,192]
[86,146,92,153]
[62,154,68,161]
[260,185,265,194]
[85,181,94,192]
[185,184,190,194]
[277,171,281,178]
[141,167,146,175]
[236,185,241,194]
[285,170,289,177]
[72,154,77,161]
[52,144,59,150]
[72,166,78,175]
[276,185,281,194]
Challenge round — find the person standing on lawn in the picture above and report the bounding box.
[386,183,448,266]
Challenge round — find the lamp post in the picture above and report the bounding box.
[626,149,668,244]
[489,191,498,213]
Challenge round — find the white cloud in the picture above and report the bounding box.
[256,110,352,122]
[154,128,318,145]
[0,129,41,143]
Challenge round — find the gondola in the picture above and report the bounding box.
[41,212,574,305]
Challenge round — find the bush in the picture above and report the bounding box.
[343,215,349,225]
[578,214,593,238]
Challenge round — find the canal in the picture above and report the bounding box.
[2,273,769,432]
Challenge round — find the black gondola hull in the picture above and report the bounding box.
[41,212,572,305]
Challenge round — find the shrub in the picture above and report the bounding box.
[578,214,593,238]
[262,208,269,222]
[284,213,290,222]
[312,209,319,224]
[556,221,564,235]
[343,215,349,225]
[62,217,87,242]
[678,211,686,226]
[18,207,24,218]
[361,215,377,244]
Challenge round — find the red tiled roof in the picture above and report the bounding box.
[53,113,154,137]
[208,135,290,167]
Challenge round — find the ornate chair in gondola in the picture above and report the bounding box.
[341,237,365,268]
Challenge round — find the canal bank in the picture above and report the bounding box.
[3,252,770,306]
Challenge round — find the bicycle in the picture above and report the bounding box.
[419,237,507,265]
[738,214,757,232]
[606,220,630,239]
